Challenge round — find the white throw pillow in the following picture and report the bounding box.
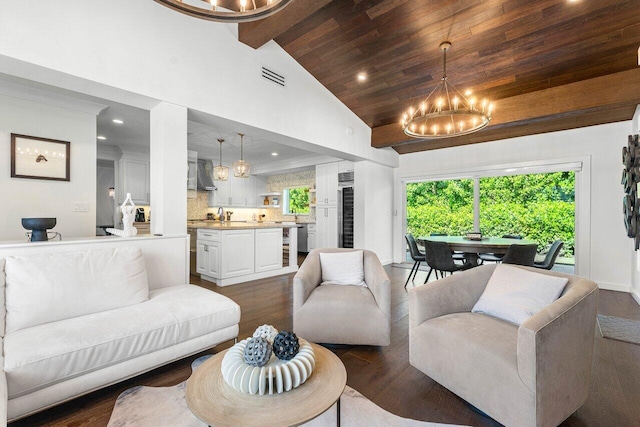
[5,247,149,333]
[472,264,568,325]
[319,251,366,287]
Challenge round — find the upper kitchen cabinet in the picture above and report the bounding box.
[316,162,339,206]
[208,173,266,208]
[120,156,149,205]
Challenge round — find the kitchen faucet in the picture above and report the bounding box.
[217,206,224,221]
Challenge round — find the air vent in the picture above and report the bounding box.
[261,66,286,88]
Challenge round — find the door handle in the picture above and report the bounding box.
[204,245,209,252]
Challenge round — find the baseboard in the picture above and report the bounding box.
[598,282,631,293]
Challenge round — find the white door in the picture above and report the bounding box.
[316,206,338,248]
[207,241,220,277]
[196,242,208,274]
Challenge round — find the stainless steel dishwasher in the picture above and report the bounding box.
[297,223,308,253]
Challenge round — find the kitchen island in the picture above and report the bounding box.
[189,221,298,287]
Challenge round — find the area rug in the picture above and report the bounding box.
[597,314,640,345]
[107,356,464,427]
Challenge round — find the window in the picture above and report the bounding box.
[406,171,575,265]
[283,186,310,215]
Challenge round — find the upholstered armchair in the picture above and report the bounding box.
[409,264,598,427]
[293,248,391,346]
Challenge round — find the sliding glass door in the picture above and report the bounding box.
[405,171,575,268]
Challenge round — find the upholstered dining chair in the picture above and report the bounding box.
[478,234,522,264]
[534,240,564,270]
[430,233,466,262]
[405,234,429,288]
[423,240,474,283]
[293,248,390,346]
[502,243,537,266]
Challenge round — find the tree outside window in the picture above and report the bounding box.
[284,186,310,215]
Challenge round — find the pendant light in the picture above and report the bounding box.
[233,133,251,178]
[213,138,229,181]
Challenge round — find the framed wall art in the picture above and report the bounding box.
[11,134,70,181]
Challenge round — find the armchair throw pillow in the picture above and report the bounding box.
[319,250,366,287]
[472,264,568,325]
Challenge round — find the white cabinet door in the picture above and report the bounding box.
[221,230,255,277]
[211,178,230,207]
[244,176,257,207]
[316,162,339,206]
[307,231,316,251]
[316,206,338,248]
[196,242,207,275]
[255,228,283,272]
[122,159,150,204]
[206,241,220,277]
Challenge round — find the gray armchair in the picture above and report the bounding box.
[293,248,391,346]
[409,264,598,427]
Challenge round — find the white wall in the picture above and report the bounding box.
[0,94,97,240]
[631,106,640,305]
[0,0,397,168]
[355,161,395,265]
[398,121,633,292]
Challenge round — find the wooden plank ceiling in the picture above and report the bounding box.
[239,0,640,153]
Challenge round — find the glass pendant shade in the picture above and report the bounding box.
[214,165,229,181]
[233,133,251,178]
[214,138,228,181]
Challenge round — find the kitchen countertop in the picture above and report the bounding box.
[187,221,299,230]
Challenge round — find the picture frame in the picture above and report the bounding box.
[11,134,70,181]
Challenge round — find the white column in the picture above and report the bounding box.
[150,102,187,236]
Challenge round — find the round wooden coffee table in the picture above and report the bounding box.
[186,343,347,427]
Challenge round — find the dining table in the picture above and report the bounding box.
[417,235,537,266]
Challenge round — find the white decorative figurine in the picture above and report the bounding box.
[106,193,138,237]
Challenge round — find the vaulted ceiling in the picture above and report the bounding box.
[239,0,640,153]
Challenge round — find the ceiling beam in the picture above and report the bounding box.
[372,68,640,152]
[238,0,333,49]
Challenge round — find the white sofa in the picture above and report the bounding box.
[0,246,241,423]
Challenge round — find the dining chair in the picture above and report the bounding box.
[423,240,473,283]
[405,234,429,288]
[534,240,564,270]
[430,233,466,262]
[478,234,523,264]
[501,243,537,266]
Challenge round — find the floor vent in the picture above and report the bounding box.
[261,66,286,88]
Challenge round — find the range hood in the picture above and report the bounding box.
[197,159,217,191]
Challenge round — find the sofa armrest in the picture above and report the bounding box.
[408,264,495,329]
[364,251,391,316]
[292,251,322,312]
[517,277,598,401]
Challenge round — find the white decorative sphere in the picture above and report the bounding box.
[253,324,278,344]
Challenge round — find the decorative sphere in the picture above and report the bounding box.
[253,324,278,344]
[243,337,272,367]
[273,331,300,361]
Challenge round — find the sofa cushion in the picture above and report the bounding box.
[3,285,240,398]
[5,247,149,333]
[319,250,365,286]
[471,264,568,325]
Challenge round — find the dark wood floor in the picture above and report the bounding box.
[10,264,640,427]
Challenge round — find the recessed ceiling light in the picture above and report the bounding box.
[357,72,367,82]
[112,119,124,124]
[271,152,278,156]
[97,136,106,140]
